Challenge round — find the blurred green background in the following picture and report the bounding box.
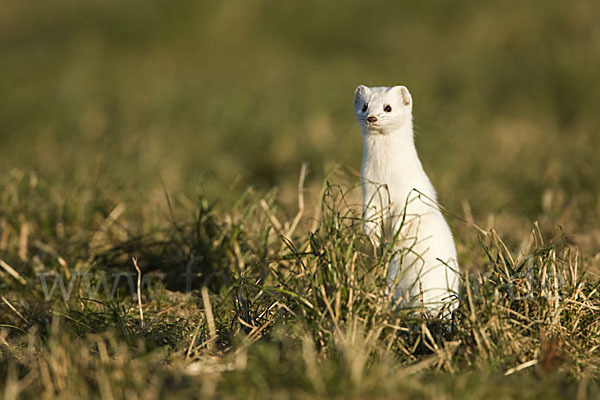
[2,0,599,246]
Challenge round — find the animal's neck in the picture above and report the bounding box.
[362,123,419,172]
[361,121,434,199]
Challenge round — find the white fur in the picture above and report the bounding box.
[354,85,460,317]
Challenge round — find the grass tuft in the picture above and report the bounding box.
[1,174,599,399]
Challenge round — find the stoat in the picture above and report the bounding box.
[354,84,460,317]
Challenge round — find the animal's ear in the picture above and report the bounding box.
[354,85,368,105]
[394,85,412,107]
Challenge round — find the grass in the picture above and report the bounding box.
[1,173,599,398]
[2,0,600,398]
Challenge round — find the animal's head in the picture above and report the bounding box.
[353,85,413,135]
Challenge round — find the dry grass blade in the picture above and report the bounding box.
[18,221,29,261]
[132,257,144,329]
[0,259,27,286]
[504,359,539,376]
[201,286,217,351]
[186,316,204,361]
[90,203,126,248]
[1,296,27,323]
[285,162,308,239]
[260,199,283,234]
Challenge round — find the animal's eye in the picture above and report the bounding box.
[383,105,392,112]
[361,103,368,112]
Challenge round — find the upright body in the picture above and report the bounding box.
[354,85,460,316]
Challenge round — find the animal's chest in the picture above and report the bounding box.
[362,166,415,212]
[362,165,435,240]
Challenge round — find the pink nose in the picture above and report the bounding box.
[367,116,377,123]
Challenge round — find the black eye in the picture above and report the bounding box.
[383,105,392,112]
[361,103,368,112]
